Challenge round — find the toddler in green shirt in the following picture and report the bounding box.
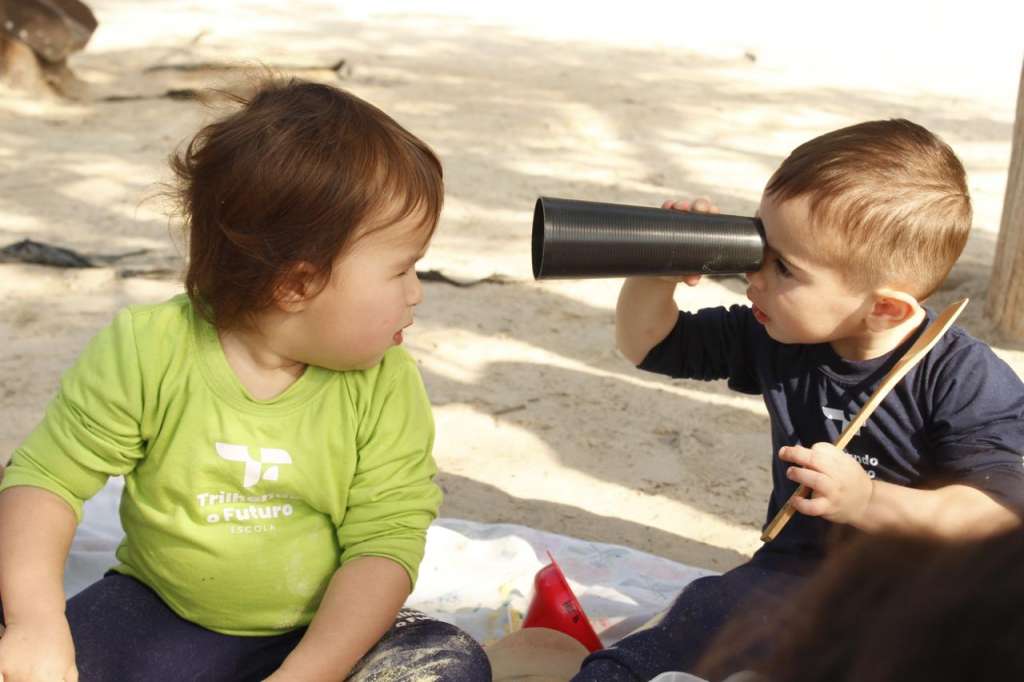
[0,79,490,681]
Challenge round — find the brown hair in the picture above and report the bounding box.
[168,78,444,330]
[696,529,1024,682]
[764,119,970,299]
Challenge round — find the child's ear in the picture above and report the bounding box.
[273,262,321,313]
[867,289,921,331]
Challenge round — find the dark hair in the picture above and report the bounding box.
[764,119,970,299]
[696,528,1024,681]
[168,78,444,330]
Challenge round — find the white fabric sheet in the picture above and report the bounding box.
[69,477,715,645]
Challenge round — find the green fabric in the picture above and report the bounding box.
[1,295,442,636]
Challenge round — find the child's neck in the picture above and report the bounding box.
[830,306,927,361]
[218,325,307,400]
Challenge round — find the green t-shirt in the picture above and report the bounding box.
[1,295,442,636]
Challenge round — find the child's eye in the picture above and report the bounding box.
[774,258,792,278]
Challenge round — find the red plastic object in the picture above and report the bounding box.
[522,551,603,652]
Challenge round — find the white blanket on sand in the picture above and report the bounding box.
[69,478,715,646]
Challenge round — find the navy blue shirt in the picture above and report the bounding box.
[639,305,1024,556]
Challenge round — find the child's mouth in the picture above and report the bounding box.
[752,305,769,324]
[394,323,412,344]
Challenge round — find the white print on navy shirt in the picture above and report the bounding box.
[822,406,879,479]
[198,442,300,533]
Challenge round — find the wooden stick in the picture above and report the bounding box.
[760,298,969,543]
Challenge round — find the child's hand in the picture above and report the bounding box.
[0,615,78,681]
[659,197,720,287]
[778,443,874,525]
[662,197,719,214]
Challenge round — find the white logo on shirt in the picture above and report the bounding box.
[822,406,850,432]
[822,406,878,478]
[215,442,293,488]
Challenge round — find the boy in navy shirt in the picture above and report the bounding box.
[574,119,1024,680]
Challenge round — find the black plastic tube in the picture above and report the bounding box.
[532,197,765,279]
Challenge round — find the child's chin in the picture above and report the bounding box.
[352,356,385,370]
[323,354,385,372]
[768,329,820,347]
[763,326,796,345]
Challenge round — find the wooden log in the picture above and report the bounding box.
[985,60,1024,340]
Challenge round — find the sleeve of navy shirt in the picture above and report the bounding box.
[637,305,762,395]
[923,330,1024,518]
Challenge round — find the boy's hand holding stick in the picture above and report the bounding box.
[761,297,970,543]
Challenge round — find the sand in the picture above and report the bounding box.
[2,1,1023,572]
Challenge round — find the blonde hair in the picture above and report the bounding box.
[765,119,971,299]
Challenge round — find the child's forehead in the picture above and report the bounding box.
[757,195,824,263]
[357,209,434,252]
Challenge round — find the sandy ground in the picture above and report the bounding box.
[2,1,1023,572]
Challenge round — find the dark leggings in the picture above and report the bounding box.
[571,549,818,681]
[6,573,490,681]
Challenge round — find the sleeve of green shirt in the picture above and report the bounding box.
[337,350,443,588]
[0,309,145,520]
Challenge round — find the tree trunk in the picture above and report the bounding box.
[986,60,1024,340]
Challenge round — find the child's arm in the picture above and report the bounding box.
[266,350,442,680]
[0,308,147,679]
[0,486,79,681]
[265,556,409,681]
[779,443,1021,539]
[615,199,712,365]
[616,276,687,366]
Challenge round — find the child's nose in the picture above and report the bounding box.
[745,264,766,289]
[407,271,423,306]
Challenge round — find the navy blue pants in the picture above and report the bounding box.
[5,573,490,681]
[571,549,818,681]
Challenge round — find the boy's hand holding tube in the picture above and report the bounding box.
[615,197,718,364]
[657,198,719,286]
